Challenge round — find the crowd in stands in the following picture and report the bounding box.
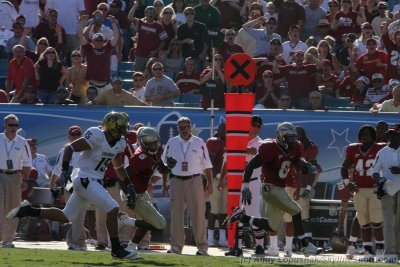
[0,0,400,112]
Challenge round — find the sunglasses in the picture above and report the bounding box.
[179,125,190,130]
[310,97,321,99]
[215,58,222,61]
[226,33,235,36]
[373,79,383,83]
[363,26,373,30]
[152,68,163,71]
[185,12,194,16]
[110,5,118,8]
[164,11,173,14]
[98,8,108,11]
[46,51,56,55]
[134,78,144,81]
[72,54,81,58]
[252,124,262,128]
[38,42,48,46]
[70,132,82,136]
[280,98,290,101]
[8,124,19,127]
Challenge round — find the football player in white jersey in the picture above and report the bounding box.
[8,112,141,260]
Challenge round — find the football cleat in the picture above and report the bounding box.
[265,246,278,256]
[346,245,356,259]
[222,207,244,227]
[302,243,323,257]
[284,246,293,257]
[111,248,142,260]
[225,247,243,257]
[7,200,32,219]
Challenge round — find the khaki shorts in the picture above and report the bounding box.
[260,184,301,232]
[354,187,383,226]
[209,178,227,214]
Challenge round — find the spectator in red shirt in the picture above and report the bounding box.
[32,8,66,53]
[6,45,36,99]
[78,15,119,96]
[349,75,369,107]
[128,6,168,72]
[316,59,339,97]
[272,51,321,109]
[352,38,388,82]
[331,0,365,49]
[381,22,400,80]
[217,29,244,62]
[175,57,201,94]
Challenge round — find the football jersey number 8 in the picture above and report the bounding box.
[278,160,291,179]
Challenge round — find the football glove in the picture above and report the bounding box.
[376,177,386,199]
[59,166,73,188]
[241,182,252,205]
[166,156,177,169]
[126,184,137,210]
[302,161,316,175]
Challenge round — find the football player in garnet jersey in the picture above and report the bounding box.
[121,127,177,251]
[341,125,385,260]
[7,112,140,260]
[223,122,323,256]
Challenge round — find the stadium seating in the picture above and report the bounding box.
[180,93,202,108]
[323,96,351,109]
[118,61,134,72]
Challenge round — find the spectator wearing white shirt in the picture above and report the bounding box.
[0,114,32,248]
[27,138,52,187]
[19,0,44,28]
[130,72,146,102]
[0,1,18,30]
[282,25,308,64]
[162,116,213,255]
[372,125,400,259]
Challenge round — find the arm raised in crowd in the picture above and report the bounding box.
[109,15,120,47]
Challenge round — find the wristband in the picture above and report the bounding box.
[344,179,350,186]
[242,182,249,189]
[306,185,312,191]
[216,173,221,179]
[62,162,70,171]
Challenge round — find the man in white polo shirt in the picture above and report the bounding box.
[162,116,213,256]
[0,114,32,248]
[372,124,400,260]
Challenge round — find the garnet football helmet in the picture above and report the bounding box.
[102,112,129,140]
[276,122,298,149]
[137,127,160,155]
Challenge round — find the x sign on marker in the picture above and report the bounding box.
[224,53,256,86]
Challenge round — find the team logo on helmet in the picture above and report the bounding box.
[276,122,298,149]
[137,127,160,155]
[102,112,129,140]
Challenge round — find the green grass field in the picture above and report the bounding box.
[0,249,396,267]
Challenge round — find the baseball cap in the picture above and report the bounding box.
[328,0,339,5]
[270,38,282,45]
[251,115,263,127]
[93,32,105,41]
[386,124,400,134]
[111,76,124,84]
[68,125,82,135]
[372,73,384,80]
[262,70,273,78]
[57,85,68,93]
[356,76,370,85]
[346,33,357,42]
[294,50,304,57]
[388,79,400,88]
[318,19,330,26]
[27,138,38,145]
[266,17,276,24]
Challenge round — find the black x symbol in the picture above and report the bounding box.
[230,59,250,80]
